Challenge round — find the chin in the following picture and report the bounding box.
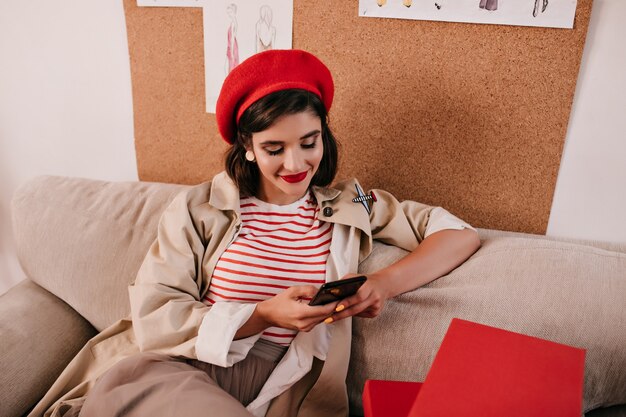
[276,179,310,199]
[281,183,308,196]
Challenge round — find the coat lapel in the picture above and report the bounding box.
[313,179,372,238]
[208,171,241,213]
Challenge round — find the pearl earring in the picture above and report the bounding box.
[245,150,256,162]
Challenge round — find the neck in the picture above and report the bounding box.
[256,187,308,206]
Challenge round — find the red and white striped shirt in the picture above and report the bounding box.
[204,192,332,346]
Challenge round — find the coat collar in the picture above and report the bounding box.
[208,171,241,212]
[313,179,372,237]
[208,172,372,236]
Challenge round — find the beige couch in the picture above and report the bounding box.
[2,176,625,417]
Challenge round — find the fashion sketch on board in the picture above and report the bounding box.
[359,0,576,29]
[225,3,239,75]
[256,5,276,52]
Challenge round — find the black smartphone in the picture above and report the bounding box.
[308,275,367,306]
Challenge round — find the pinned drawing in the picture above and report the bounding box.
[359,0,577,28]
[225,3,240,74]
[256,5,276,52]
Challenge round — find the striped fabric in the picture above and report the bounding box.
[204,192,332,346]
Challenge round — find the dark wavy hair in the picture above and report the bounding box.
[225,89,339,197]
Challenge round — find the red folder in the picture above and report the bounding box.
[363,380,423,417]
[409,318,586,417]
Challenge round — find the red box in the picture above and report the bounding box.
[409,319,586,417]
[363,380,423,417]
[362,319,586,417]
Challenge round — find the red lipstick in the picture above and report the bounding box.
[280,171,308,184]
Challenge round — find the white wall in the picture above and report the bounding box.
[547,0,626,244]
[0,1,137,295]
[0,0,624,296]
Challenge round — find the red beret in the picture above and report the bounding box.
[215,49,334,144]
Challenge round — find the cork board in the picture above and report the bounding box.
[123,0,592,234]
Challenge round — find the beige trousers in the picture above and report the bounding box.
[78,349,282,417]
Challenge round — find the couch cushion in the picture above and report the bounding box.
[351,234,626,415]
[0,280,97,417]
[478,228,626,253]
[11,176,187,331]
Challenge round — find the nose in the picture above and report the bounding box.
[283,148,306,172]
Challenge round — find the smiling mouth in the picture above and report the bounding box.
[280,171,308,183]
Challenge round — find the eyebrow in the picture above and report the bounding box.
[260,130,321,146]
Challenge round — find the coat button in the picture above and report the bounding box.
[323,207,334,217]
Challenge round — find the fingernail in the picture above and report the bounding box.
[335,305,345,313]
[324,317,334,324]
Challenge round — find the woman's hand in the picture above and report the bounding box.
[326,273,392,322]
[255,285,339,332]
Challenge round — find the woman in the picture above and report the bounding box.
[31,50,480,417]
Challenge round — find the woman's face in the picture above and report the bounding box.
[249,111,324,205]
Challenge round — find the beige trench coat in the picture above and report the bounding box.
[29,172,433,417]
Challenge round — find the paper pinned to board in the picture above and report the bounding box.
[359,0,578,29]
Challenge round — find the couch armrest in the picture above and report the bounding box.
[0,280,97,417]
